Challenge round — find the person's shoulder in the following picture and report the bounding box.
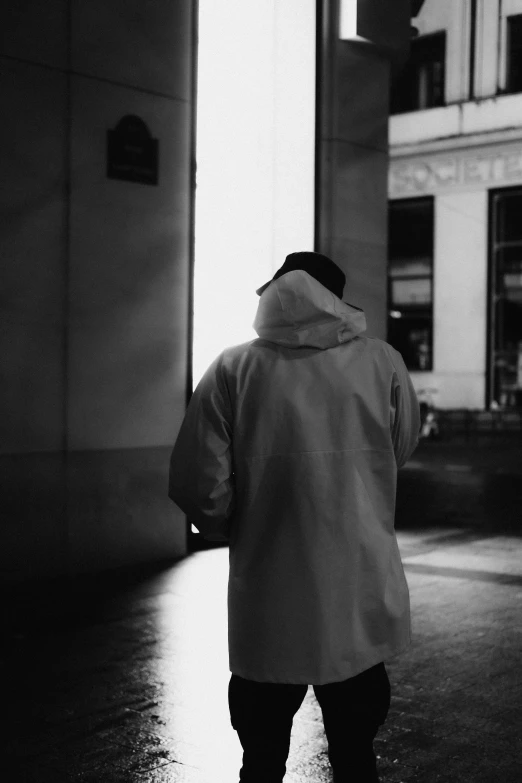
[357,336,407,370]
[195,340,255,382]
[358,335,399,357]
[221,339,258,362]
[217,339,262,374]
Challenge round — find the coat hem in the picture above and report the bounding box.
[229,638,411,685]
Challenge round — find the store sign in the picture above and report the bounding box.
[107,115,159,185]
[389,145,522,197]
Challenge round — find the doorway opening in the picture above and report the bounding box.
[192,0,317,388]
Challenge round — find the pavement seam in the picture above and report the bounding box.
[403,561,522,585]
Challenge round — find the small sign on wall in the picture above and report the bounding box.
[107,115,159,185]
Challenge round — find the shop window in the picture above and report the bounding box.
[489,190,522,408]
[387,199,434,372]
[390,32,445,114]
[506,15,522,94]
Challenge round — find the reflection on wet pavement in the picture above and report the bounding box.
[4,442,522,782]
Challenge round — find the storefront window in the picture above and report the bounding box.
[388,198,434,371]
[490,189,522,408]
[506,15,522,94]
[390,32,445,114]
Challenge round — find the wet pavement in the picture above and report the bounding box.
[3,439,522,783]
[397,438,522,533]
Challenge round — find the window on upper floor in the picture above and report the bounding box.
[387,198,434,372]
[506,15,522,94]
[390,32,446,114]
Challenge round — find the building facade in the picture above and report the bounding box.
[389,0,522,410]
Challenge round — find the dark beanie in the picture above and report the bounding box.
[256,251,346,299]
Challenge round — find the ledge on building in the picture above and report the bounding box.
[390,92,522,149]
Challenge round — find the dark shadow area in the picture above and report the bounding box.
[2,558,180,638]
[397,437,522,534]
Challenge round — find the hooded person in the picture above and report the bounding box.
[169,251,420,783]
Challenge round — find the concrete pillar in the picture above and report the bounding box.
[434,191,488,408]
[317,0,405,339]
[0,0,195,581]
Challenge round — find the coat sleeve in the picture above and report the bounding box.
[168,353,234,541]
[388,347,421,468]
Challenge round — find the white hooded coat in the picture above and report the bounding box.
[169,270,420,684]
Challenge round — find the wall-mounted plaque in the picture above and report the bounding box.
[107,115,159,185]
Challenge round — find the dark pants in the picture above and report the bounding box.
[228,662,391,783]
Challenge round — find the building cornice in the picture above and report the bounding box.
[389,92,522,155]
[390,125,522,158]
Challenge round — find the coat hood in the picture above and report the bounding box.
[253,269,367,348]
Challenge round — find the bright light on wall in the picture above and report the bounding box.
[339,0,358,39]
[193,1,316,386]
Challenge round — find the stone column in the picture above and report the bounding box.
[434,191,488,409]
[316,0,410,339]
[0,0,195,580]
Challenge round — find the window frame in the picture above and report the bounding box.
[487,187,522,409]
[387,196,435,373]
[505,14,522,95]
[390,31,446,115]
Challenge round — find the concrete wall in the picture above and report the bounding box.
[0,0,194,582]
[430,190,488,409]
